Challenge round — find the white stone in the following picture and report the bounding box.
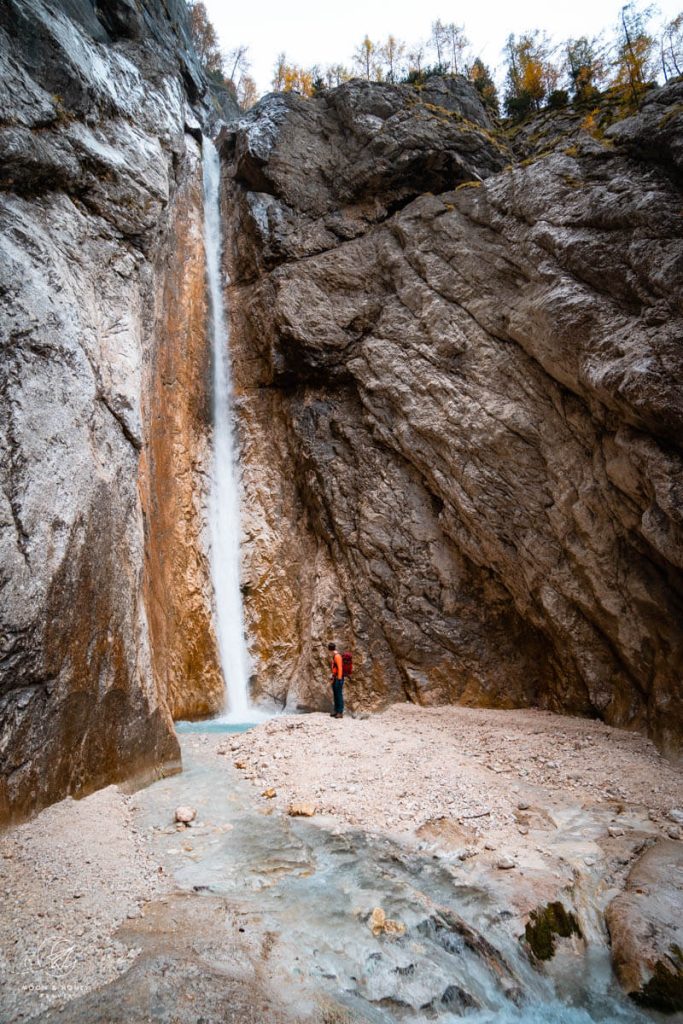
[174,806,196,825]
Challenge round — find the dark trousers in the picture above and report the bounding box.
[332,677,345,715]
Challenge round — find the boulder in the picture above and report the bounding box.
[605,840,683,1012]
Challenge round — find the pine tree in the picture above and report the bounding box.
[565,37,607,103]
[468,58,500,115]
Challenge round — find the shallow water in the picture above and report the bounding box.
[175,720,260,735]
[135,734,661,1024]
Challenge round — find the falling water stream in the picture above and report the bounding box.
[202,138,252,721]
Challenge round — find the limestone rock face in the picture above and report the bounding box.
[0,0,224,820]
[222,80,683,750]
[140,139,224,722]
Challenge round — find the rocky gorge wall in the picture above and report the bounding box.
[221,78,683,752]
[0,0,229,822]
[1,0,681,825]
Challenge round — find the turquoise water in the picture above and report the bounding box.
[136,735,663,1024]
[175,720,256,735]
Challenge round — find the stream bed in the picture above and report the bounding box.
[127,728,664,1024]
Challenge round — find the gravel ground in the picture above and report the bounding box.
[227,705,683,846]
[0,785,171,1022]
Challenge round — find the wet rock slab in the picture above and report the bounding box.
[26,954,294,1024]
[606,839,683,1013]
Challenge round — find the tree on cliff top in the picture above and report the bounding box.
[610,2,657,104]
[430,19,447,66]
[353,36,379,80]
[271,53,314,96]
[504,31,559,119]
[380,35,406,83]
[187,0,223,75]
[468,57,499,115]
[444,22,469,74]
[406,41,427,78]
[325,64,352,88]
[238,74,259,109]
[427,21,470,75]
[659,13,683,79]
[564,36,608,103]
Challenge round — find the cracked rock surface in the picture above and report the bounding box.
[222,79,683,750]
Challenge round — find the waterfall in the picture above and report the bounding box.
[202,137,252,720]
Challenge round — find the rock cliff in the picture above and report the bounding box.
[1,0,681,822]
[222,78,683,751]
[0,0,230,821]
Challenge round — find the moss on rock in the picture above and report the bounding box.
[524,902,582,961]
[631,946,683,1015]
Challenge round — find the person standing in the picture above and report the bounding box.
[328,642,344,718]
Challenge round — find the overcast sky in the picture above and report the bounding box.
[201,0,681,95]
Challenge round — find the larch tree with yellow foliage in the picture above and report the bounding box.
[610,2,656,105]
[564,36,608,103]
[271,53,314,96]
[504,32,559,120]
[379,35,406,83]
[353,36,378,81]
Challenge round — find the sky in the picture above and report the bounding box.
[202,0,681,95]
